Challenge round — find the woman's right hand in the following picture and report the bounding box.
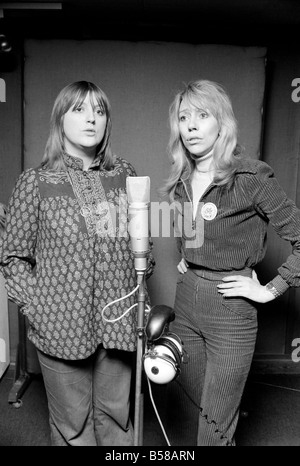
[177,258,189,274]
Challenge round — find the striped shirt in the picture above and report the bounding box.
[174,158,300,295]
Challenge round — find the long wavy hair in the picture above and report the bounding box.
[160,79,242,200]
[42,81,114,170]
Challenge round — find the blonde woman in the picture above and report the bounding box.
[161,80,300,446]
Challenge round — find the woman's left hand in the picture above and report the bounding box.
[217,270,276,303]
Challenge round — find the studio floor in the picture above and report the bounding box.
[0,365,300,447]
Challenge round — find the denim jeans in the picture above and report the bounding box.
[166,267,258,446]
[37,345,134,446]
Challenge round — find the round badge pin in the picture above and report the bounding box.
[201,202,218,220]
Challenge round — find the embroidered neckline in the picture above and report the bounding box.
[66,168,115,237]
[63,152,102,171]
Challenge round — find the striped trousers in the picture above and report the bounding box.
[166,267,258,446]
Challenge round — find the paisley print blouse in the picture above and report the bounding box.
[0,153,154,359]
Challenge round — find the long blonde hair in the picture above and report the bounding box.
[42,81,114,170]
[160,79,241,200]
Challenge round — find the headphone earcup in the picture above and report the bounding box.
[154,335,182,368]
[143,332,184,384]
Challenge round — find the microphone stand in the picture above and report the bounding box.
[133,269,147,446]
[126,175,151,445]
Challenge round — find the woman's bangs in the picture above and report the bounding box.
[58,88,84,116]
[183,91,218,118]
[67,88,105,114]
[89,90,107,114]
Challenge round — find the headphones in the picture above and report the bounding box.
[143,332,185,384]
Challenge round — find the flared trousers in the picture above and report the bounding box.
[37,345,134,446]
[167,267,258,446]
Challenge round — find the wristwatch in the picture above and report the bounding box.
[265,281,281,298]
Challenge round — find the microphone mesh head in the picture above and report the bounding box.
[126,176,150,204]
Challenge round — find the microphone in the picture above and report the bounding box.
[126,176,150,271]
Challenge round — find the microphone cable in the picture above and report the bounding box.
[101,282,150,323]
[146,376,171,446]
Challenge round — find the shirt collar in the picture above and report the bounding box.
[234,158,259,174]
[63,152,102,171]
[176,158,259,194]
